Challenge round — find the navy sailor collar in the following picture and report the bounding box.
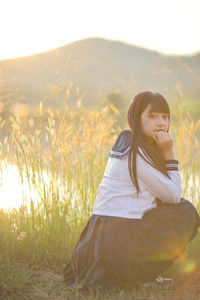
[109,129,131,159]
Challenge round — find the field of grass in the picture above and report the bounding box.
[0,102,200,299]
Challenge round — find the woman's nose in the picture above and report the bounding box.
[157,116,165,126]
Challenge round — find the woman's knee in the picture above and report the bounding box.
[179,198,198,212]
[179,198,191,205]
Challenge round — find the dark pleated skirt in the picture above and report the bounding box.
[63,198,200,290]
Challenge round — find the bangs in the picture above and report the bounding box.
[137,91,170,117]
[148,94,170,115]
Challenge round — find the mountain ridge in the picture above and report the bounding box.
[0,37,200,110]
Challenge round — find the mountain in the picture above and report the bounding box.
[0,37,200,111]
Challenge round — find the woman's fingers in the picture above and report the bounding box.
[152,131,173,152]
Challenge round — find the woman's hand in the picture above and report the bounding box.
[152,131,175,160]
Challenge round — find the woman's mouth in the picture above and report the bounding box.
[154,130,165,132]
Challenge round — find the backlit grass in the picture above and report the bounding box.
[0,102,199,299]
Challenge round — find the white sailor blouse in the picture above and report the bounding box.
[92,129,181,219]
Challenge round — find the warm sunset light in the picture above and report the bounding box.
[0,0,200,296]
[0,161,51,211]
[0,162,23,210]
[0,0,200,60]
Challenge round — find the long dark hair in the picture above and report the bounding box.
[127,91,170,195]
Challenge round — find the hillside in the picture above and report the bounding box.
[0,37,200,110]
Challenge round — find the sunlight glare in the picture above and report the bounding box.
[0,162,23,210]
[181,260,197,274]
[0,0,200,60]
[0,161,51,211]
[0,160,77,212]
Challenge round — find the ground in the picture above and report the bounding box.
[2,267,200,300]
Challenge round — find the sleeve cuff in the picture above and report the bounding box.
[165,160,179,171]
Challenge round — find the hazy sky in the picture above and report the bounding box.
[0,0,200,60]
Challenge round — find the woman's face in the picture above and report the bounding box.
[140,103,169,141]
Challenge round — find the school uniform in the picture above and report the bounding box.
[64,129,200,290]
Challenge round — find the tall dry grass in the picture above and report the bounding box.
[0,101,199,296]
[0,106,117,265]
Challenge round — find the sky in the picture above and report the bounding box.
[0,0,200,60]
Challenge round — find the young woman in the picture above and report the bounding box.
[64,91,200,290]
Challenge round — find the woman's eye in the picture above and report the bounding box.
[149,114,168,120]
[163,115,169,120]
